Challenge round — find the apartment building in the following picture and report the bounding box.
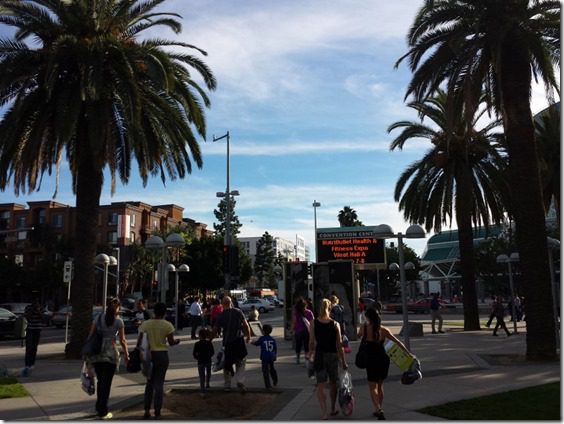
[239,234,310,267]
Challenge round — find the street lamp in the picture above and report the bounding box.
[168,263,189,332]
[375,224,425,350]
[112,247,120,297]
[95,253,118,312]
[312,201,321,262]
[496,252,520,334]
[145,233,186,303]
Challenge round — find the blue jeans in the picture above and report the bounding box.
[198,362,211,393]
[261,360,278,388]
[144,351,169,416]
[25,329,41,367]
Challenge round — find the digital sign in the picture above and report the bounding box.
[316,227,385,264]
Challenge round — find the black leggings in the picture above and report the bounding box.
[144,351,169,415]
[294,330,309,355]
[93,362,117,417]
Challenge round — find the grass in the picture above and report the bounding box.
[418,382,560,420]
[0,376,29,399]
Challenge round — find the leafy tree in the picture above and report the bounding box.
[388,89,508,330]
[396,0,560,360]
[182,235,224,293]
[125,244,157,299]
[337,206,363,227]
[254,231,276,286]
[0,0,216,358]
[213,196,242,239]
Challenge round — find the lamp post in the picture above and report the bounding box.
[496,252,519,334]
[312,201,321,261]
[375,224,425,350]
[168,263,189,332]
[146,233,186,303]
[112,247,120,297]
[95,253,118,313]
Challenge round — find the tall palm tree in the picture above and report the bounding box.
[389,90,508,330]
[338,206,362,227]
[396,0,560,360]
[0,0,216,358]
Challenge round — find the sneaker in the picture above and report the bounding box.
[200,392,206,398]
[143,412,151,420]
[101,412,113,420]
[438,330,445,333]
[507,332,513,337]
[493,333,498,336]
[373,410,385,420]
[21,367,29,377]
[223,386,231,392]
[205,384,210,389]
[431,331,437,334]
[237,382,247,393]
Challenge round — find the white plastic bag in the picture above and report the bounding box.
[139,332,152,378]
[338,370,354,416]
[80,361,95,396]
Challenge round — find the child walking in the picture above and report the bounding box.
[252,324,278,389]
[193,327,215,397]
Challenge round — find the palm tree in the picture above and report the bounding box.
[0,0,216,358]
[338,206,362,227]
[395,0,560,360]
[389,90,508,331]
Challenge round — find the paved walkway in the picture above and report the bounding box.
[0,316,559,421]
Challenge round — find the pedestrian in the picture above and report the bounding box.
[212,296,251,392]
[329,295,346,336]
[291,297,314,364]
[430,293,444,334]
[135,299,151,329]
[492,296,512,337]
[247,305,260,322]
[514,295,522,321]
[87,297,130,420]
[358,297,366,324]
[138,302,180,419]
[22,299,43,376]
[210,299,223,337]
[359,308,413,420]
[193,327,214,398]
[252,324,278,389]
[190,297,203,339]
[307,298,348,420]
[201,299,211,327]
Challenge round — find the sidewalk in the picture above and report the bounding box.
[0,317,559,421]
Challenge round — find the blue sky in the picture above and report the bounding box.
[0,0,555,259]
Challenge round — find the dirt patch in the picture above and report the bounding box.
[478,354,529,366]
[114,388,281,420]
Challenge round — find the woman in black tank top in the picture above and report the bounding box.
[307,298,348,420]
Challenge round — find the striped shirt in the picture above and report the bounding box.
[24,304,43,330]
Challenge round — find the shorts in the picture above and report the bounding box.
[315,352,339,384]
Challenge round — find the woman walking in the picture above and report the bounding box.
[87,297,129,420]
[359,308,413,420]
[138,302,181,419]
[308,298,348,420]
[291,297,314,364]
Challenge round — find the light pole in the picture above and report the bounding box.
[146,233,186,303]
[496,252,519,334]
[168,263,189,332]
[95,253,118,312]
[375,224,425,350]
[112,247,120,297]
[312,200,321,261]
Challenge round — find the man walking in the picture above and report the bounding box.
[212,296,251,392]
[430,293,444,334]
[22,299,43,376]
[190,297,203,340]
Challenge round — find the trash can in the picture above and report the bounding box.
[15,316,27,339]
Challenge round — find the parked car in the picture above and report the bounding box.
[238,298,274,314]
[0,302,30,317]
[382,297,403,313]
[408,297,448,314]
[52,306,105,328]
[0,307,19,339]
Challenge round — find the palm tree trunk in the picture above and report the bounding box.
[500,32,556,360]
[65,136,104,359]
[455,168,480,331]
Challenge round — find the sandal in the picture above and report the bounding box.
[330,411,339,416]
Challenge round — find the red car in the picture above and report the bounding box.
[408,297,446,314]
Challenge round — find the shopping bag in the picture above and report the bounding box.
[127,348,141,373]
[401,357,422,385]
[80,361,95,396]
[139,332,152,378]
[338,370,354,416]
[212,346,225,372]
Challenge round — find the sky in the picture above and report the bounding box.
[0,0,556,260]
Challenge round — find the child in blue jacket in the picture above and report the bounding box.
[252,324,278,389]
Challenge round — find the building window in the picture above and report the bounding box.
[16,216,26,228]
[0,211,9,230]
[130,214,136,227]
[130,232,136,243]
[53,214,63,228]
[37,209,46,224]
[107,213,118,225]
[107,231,117,243]
[152,219,158,229]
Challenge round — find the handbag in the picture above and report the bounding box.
[80,361,95,396]
[82,314,103,357]
[354,324,368,369]
[127,348,141,373]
